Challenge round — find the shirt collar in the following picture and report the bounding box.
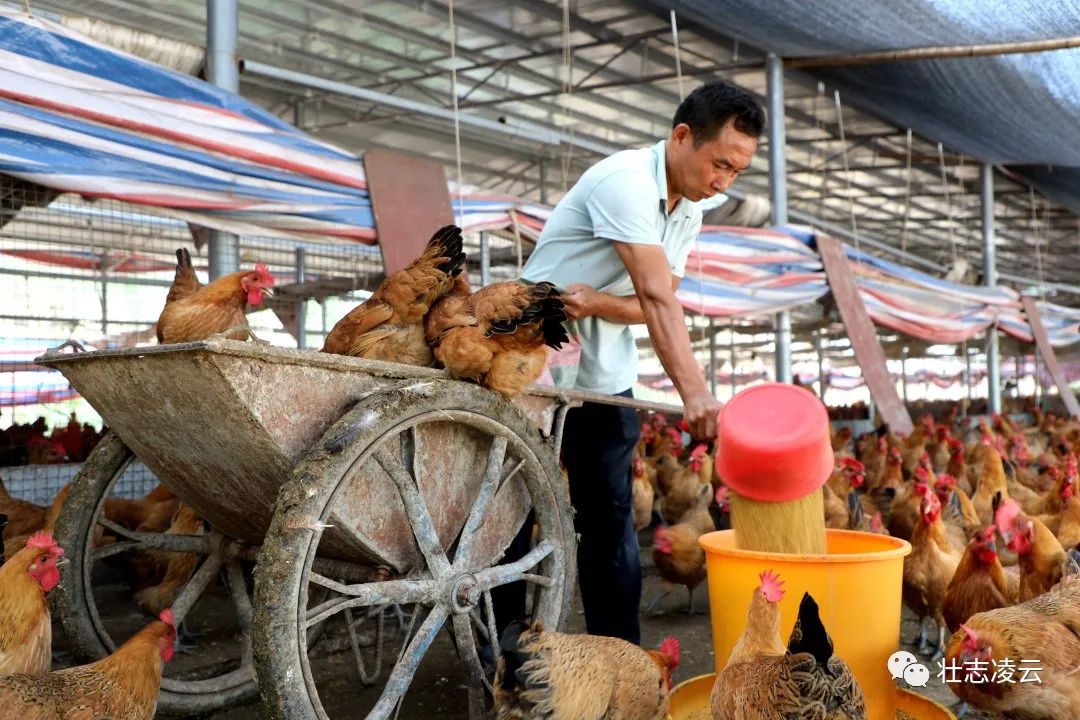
[652,140,693,219]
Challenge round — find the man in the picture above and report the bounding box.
[515,80,765,644]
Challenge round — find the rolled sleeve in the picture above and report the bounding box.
[585,171,661,246]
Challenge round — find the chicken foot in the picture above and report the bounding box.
[644,590,672,615]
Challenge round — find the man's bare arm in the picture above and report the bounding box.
[611,241,720,438]
[561,275,681,325]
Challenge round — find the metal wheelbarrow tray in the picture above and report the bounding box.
[36,338,593,720]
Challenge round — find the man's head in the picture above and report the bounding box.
[667,80,764,202]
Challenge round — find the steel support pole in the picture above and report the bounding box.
[729,321,737,397]
[207,0,240,279]
[1034,351,1042,408]
[766,53,791,383]
[900,347,909,406]
[479,232,491,287]
[965,347,973,415]
[816,329,826,400]
[295,248,307,349]
[708,316,717,396]
[981,164,1001,414]
[538,160,549,205]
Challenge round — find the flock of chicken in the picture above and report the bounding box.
[615,406,1080,719]
[837,409,1080,718]
[4,226,1079,718]
[158,225,568,398]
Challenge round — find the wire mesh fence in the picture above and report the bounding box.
[0,175,387,438]
[1,452,158,505]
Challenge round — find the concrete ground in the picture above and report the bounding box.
[167,532,987,720]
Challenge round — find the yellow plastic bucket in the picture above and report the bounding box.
[667,673,955,720]
[700,529,912,720]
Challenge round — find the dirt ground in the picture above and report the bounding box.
[158,530,984,720]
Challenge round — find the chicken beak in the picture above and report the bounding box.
[262,286,275,299]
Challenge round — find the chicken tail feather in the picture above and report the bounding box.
[486,282,569,349]
[787,592,834,668]
[175,247,192,269]
[425,224,467,277]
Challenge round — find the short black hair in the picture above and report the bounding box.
[672,80,765,145]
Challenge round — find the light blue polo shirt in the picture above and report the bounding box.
[521,140,702,394]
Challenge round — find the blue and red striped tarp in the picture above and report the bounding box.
[0,8,1076,368]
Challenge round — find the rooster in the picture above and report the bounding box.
[323,224,465,365]
[425,277,568,397]
[942,526,1017,633]
[0,533,64,676]
[724,570,786,667]
[156,255,274,343]
[494,621,680,720]
[994,498,1067,602]
[711,592,865,719]
[0,609,176,719]
[902,481,961,660]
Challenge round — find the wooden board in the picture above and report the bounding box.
[363,148,454,275]
[1021,296,1080,418]
[816,233,913,435]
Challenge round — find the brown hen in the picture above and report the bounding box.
[494,621,680,720]
[426,277,568,397]
[323,224,465,365]
[156,259,274,343]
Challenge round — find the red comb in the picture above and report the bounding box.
[690,443,707,458]
[994,499,1023,535]
[658,636,681,668]
[758,569,785,603]
[678,419,690,433]
[937,473,957,487]
[26,532,61,554]
[254,263,275,284]
[159,608,175,628]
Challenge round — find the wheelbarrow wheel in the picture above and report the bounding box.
[254,380,576,720]
[50,431,260,715]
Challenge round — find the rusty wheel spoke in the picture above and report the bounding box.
[474,539,554,592]
[170,551,223,627]
[451,612,492,694]
[453,436,511,570]
[364,604,448,720]
[374,446,450,576]
[304,575,433,629]
[224,561,254,669]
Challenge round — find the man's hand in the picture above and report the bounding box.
[683,394,723,440]
[561,284,600,321]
